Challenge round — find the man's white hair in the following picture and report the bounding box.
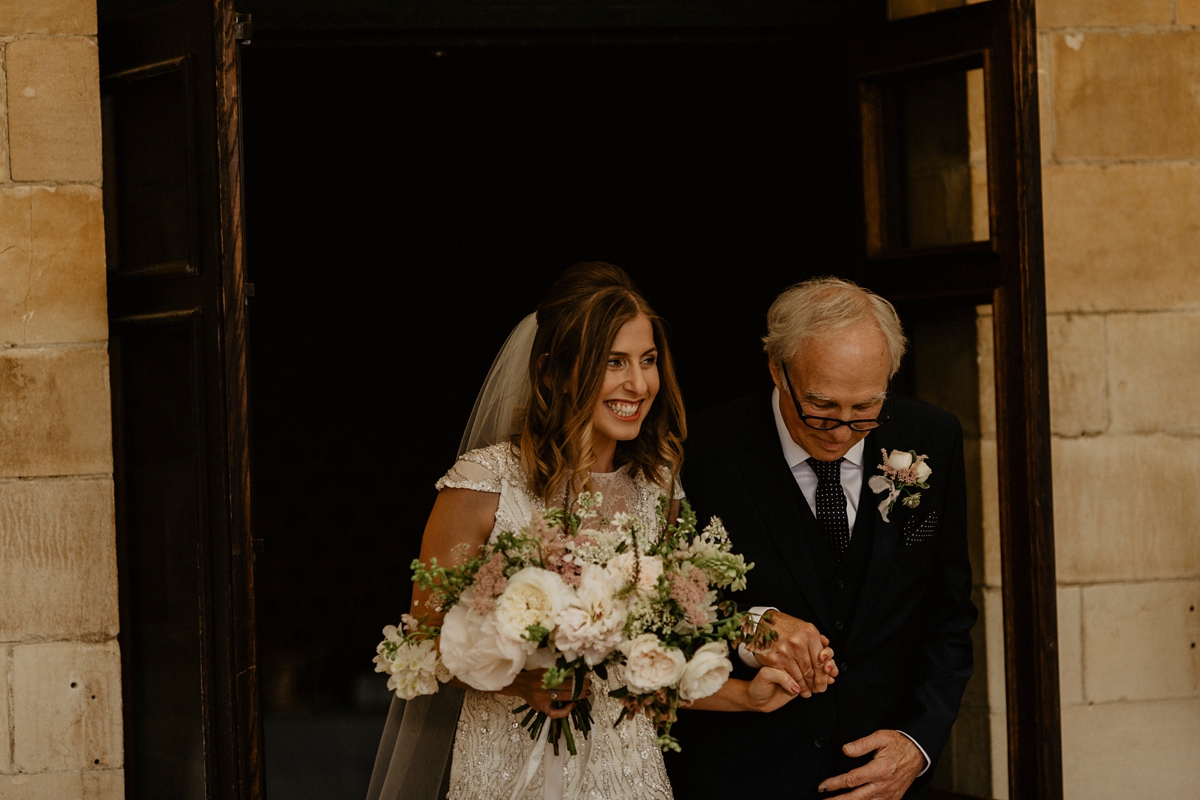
[762,276,907,377]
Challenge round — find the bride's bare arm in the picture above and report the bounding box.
[685,668,802,713]
[409,488,582,718]
[409,487,499,623]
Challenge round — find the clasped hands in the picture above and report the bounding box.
[754,612,923,799]
[750,610,838,697]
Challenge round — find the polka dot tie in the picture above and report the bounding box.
[809,457,850,561]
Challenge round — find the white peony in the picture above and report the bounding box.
[678,641,733,701]
[554,563,628,665]
[914,460,932,483]
[609,551,664,595]
[494,567,576,645]
[440,588,529,692]
[887,449,913,470]
[620,633,687,694]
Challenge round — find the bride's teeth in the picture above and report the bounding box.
[607,401,638,418]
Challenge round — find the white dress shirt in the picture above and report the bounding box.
[739,389,930,773]
[771,387,867,529]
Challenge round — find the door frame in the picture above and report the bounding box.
[104,1,1058,798]
[851,4,1062,799]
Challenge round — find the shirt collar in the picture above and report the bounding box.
[771,387,866,470]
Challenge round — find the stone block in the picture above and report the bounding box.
[1082,580,1199,703]
[0,186,108,345]
[963,437,985,588]
[0,47,8,184]
[0,346,112,478]
[989,709,1008,800]
[976,307,995,437]
[983,586,1007,713]
[12,641,122,773]
[0,648,9,773]
[1043,164,1200,312]
[0,478,118,641]
[983,586,1009,800]
[1046,313,1107,436]
[6,39,102,182]
[980,437,1001,588]
[1053,434,1200,583]
[1038,33,1054,164]
[1108,312,1200,434]
[1062,698,1200,800]
[1057,585,1083,706]
[0,770,124,800]
[1051,31,1200,161]
[0,0,97,35]
[1037,0,1172,26]
[933,705,992,798]
[1180,0,1200,25]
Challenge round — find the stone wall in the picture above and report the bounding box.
[1033,1,1200,796]
[0,0,124,797]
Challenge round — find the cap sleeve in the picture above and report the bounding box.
[671,477,686,501]
[434,443,518,494]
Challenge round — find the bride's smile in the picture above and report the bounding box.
[591,313,660,466]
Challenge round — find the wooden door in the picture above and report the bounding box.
[851,2,1062,799]
[101,1,260,798]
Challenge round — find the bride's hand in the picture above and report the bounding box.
[745,667,806,713]
[499,669,591,719]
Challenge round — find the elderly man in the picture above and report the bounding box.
[668,277,976,799]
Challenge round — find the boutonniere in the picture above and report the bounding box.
[868,449,932,523]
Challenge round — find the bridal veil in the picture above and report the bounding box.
[365,313,538,800]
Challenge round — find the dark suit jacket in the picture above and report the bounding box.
[666,390,976,799]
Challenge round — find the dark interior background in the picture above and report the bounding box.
[241,39,855,797]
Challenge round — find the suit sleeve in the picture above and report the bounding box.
[883,418,978,764]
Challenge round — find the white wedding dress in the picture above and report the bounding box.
[435,443,680,800]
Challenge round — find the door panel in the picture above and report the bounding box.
[102,0,259,798]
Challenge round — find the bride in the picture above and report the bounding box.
[368,263,814,800]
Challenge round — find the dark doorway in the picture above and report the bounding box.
[241,39,854,798]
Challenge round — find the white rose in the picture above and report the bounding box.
[887,449,913,470]
[494,567,576,645]
[678,641,733,701]
[620,633,687,694]
[440,589,528,691]
[914,460,932,483]
[609,551,664,594]
[554,564,627,665]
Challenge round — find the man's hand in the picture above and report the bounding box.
[817,730,924,799]
[752,611,838,697]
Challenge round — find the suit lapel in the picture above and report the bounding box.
[735,393,834,632]
[845,429,900,648]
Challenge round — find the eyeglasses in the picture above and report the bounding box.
[780,364,890,432]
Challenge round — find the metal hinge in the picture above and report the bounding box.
[244,282,255,306]
[234,13,253,44]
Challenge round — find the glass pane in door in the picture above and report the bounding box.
[864,65,989,253]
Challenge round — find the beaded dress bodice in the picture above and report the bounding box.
[435,443,678,800]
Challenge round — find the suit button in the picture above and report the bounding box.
[835,580,845,590]
[814,737,827,750]
[835,620,845,631]
[840,662,848,674]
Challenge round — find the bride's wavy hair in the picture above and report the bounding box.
[517,262,686,505]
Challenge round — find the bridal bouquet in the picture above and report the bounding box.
[373,493,754,754]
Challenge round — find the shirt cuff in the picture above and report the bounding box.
[736,606,778,668]
[896,731,931,777]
